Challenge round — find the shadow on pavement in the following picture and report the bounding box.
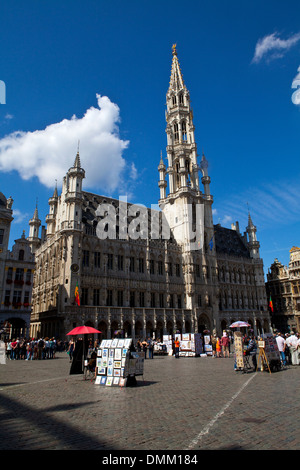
[0,392,117,450]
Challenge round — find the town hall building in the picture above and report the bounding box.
[29,46,270,340]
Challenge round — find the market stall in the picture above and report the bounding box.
[163,333,204,357]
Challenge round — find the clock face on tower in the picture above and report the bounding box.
[71,263,79,273]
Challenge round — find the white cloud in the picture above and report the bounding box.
[130,162,138,180]
[222,215,232,225]
[252,32,300,64]
[215,177,300,231]
[12,208,29,225]
[0,94,130,193]
[291,66,300,105]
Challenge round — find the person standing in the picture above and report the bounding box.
[141,339,148,359]
[216,337,221,357]
[68,339,75,363]
[286,332,299,365]
[275,332,287,366]
[174,337,180,358]
[211,335,217,357]
[147,337,154,359]
[10,339,17,360]
[221,333,230,358]
[37,338,44,360]
[6,340,12,360]
[247,334,257,370]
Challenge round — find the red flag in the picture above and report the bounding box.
[269,295,273,312]
[75,283,80,306]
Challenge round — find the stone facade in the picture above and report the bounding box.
[0,193,35,338]
[266,247,300,332]
[30,47,270,340]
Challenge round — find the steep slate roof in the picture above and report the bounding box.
[214,224,250,258]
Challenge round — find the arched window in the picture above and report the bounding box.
[174,123,179,142]
[182,121,187,141]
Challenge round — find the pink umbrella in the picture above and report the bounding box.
[229,321,250,328]
[67,326,102,335]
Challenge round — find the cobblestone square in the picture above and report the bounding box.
[0,352,299,450]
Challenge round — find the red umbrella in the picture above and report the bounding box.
[67,326,102,375]
[67,326,102,335]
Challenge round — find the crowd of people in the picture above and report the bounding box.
[136,338,155,359]
[274,331,300,366]
[4,337,68,360]
[209,331,300,362]
[3,330,300,368]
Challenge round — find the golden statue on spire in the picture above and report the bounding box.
[172,43,177,55]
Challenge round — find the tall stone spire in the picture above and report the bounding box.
[168,44,185,93]
[164,44,200,197]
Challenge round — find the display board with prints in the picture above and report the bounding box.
[95,338,144,387]
[234,332,244,369]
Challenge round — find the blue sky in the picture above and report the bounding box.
[0,0,300,276]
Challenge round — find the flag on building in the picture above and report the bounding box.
[75,283,80,306]
[269,295,273,312]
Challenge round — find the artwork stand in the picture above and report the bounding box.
[95,338,144,387]
[256,341,272,374]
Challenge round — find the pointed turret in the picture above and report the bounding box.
[64,148,85,232]
[246,211,260,259]
[66,148,85,199]
[46,182,59,237]
[158,151,167,200]
[28,203,41,253]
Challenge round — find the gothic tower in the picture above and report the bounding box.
[159,45,214,250]
[159,45,218,326]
